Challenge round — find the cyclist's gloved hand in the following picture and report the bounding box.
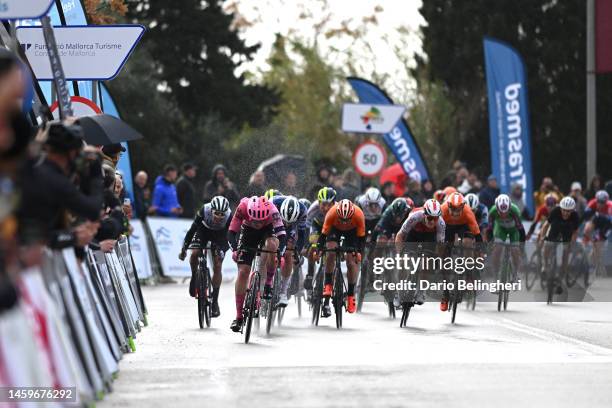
[178,249,186,261]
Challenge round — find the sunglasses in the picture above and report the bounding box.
[426,216,437,222]
[213,210,225,217]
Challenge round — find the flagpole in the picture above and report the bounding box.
[586,0,597,183]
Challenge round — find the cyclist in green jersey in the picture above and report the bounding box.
[487,194,526,281]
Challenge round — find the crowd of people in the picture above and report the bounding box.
[0,48,135,315]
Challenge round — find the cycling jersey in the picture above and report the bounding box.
[544,207,579,243]
[398,208,446,243]
[228,197,286,256]
[473,203,489,230]
[583,199,612,241]
[321,204,366,237]
[488,203,524,243]
[182,203,231,251]
[583,199,612,219]
[306,201,327,231]
[272,195,308,251]
[371,205,410,241]
[441,202,481,241]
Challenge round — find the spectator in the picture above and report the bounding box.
[152,164,182,217]
[605,179,612,199]
[176,162,198,218]
[422,179,435,198]
[114,171,126,202]
[533,177,562,208]
[282,170,300,197]
[244,170,266,197]
[337,169,360,201]
[510,182,530,219]
[456,167,471,194]
[133,170,150,220]
[308,164,332,200]
[381,182,396,203]
[203,164,240,208]
[479,175,500,209]
[467,172,482,193]
[404,179,426,207]
[584,175,602,201]
[100,143,125,169]
[569,181,588,218]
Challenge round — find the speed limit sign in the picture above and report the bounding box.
[353,141,387,177]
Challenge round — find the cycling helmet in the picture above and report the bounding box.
[433,189,446,203]
[559,196,576,211]
[465,193,479,210]
[423,199,442,217]
[442,186,457,198]
[544,193,558,207]
[264,189,282,200]
[495,194,511,213]
[336,199,355,219]
[280,196,300,223]
[364,187,382,203]
[298,198,312,209]
[390,197,412,217]
[447,192,465,210]
[595,190,609,204]
[247,196,271,221]
[210,196,229,213]
[317,187,337,203]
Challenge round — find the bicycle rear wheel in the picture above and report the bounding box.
[203,269,211,328]
[400,303,412,328]
[312,266,324,326]
[388,302,396,319]
[357,258,368,313]
[451,290,459,324]
[197,271,205,329]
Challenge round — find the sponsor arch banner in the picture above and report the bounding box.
[483,37,534,216]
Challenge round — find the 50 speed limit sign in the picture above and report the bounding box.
[353,141,387,177]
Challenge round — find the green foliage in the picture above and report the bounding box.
[416,0,612,183]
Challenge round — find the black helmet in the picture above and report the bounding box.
[45,122,84,152]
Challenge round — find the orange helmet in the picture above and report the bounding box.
[442,186,458,198]
[447,192,465,210]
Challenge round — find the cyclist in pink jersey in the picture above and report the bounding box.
[228,196,287,332]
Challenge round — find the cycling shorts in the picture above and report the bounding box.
[493,224,520,244]
[236,224,275,265]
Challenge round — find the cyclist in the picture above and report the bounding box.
[371,197,414,244]
[394,199,446,308]
[540,196,580,293]
[315,199,366,316]
[271,195,308,306]
[355,187,386,234]
[441,192,483,243]
[487,194,525,289]
[442,186,458,201]
[264,189,282,200]
[298,198,312,211]
[582,190,611,243]
[179,196,231,317]
[228,196,287,332]
[303,187,337,290]
[465,193,489,234]
[526,194,558,241]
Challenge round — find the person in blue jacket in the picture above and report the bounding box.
[152,164,183,217]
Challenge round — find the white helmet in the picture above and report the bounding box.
[280,196,300,224]
[595,190,609,204]
[559,196,576,211]
[210,196,229,213]
[423,199,442,217]
[364,187,382,204]
[465,193,479,210]
[495,194,511,213]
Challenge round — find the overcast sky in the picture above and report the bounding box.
[226,0,425,100]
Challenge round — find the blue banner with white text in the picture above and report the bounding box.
[483,37,534,216]
[347,77,430,182]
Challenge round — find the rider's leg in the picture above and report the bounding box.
[263,236,279,287]
[346,253,359,295]
[280,242,294,292]
[234,263,251,319]
[188,249,201,297]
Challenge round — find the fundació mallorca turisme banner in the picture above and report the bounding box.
[347,77,431,183]
[483,37,534,216]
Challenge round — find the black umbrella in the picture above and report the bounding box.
[76,114,143,146]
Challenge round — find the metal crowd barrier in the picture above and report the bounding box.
[0,238,148,406]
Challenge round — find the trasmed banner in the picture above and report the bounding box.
[17,24,145,80]
[146,217,192,277]
[129,220,153,279]
[348,77,430,182]
[484,37,534,216]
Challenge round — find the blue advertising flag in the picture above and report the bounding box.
[347,77,430,182]
[483,37,534,216]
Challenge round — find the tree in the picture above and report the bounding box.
[126,0,278,127]
[416,0,612,185]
